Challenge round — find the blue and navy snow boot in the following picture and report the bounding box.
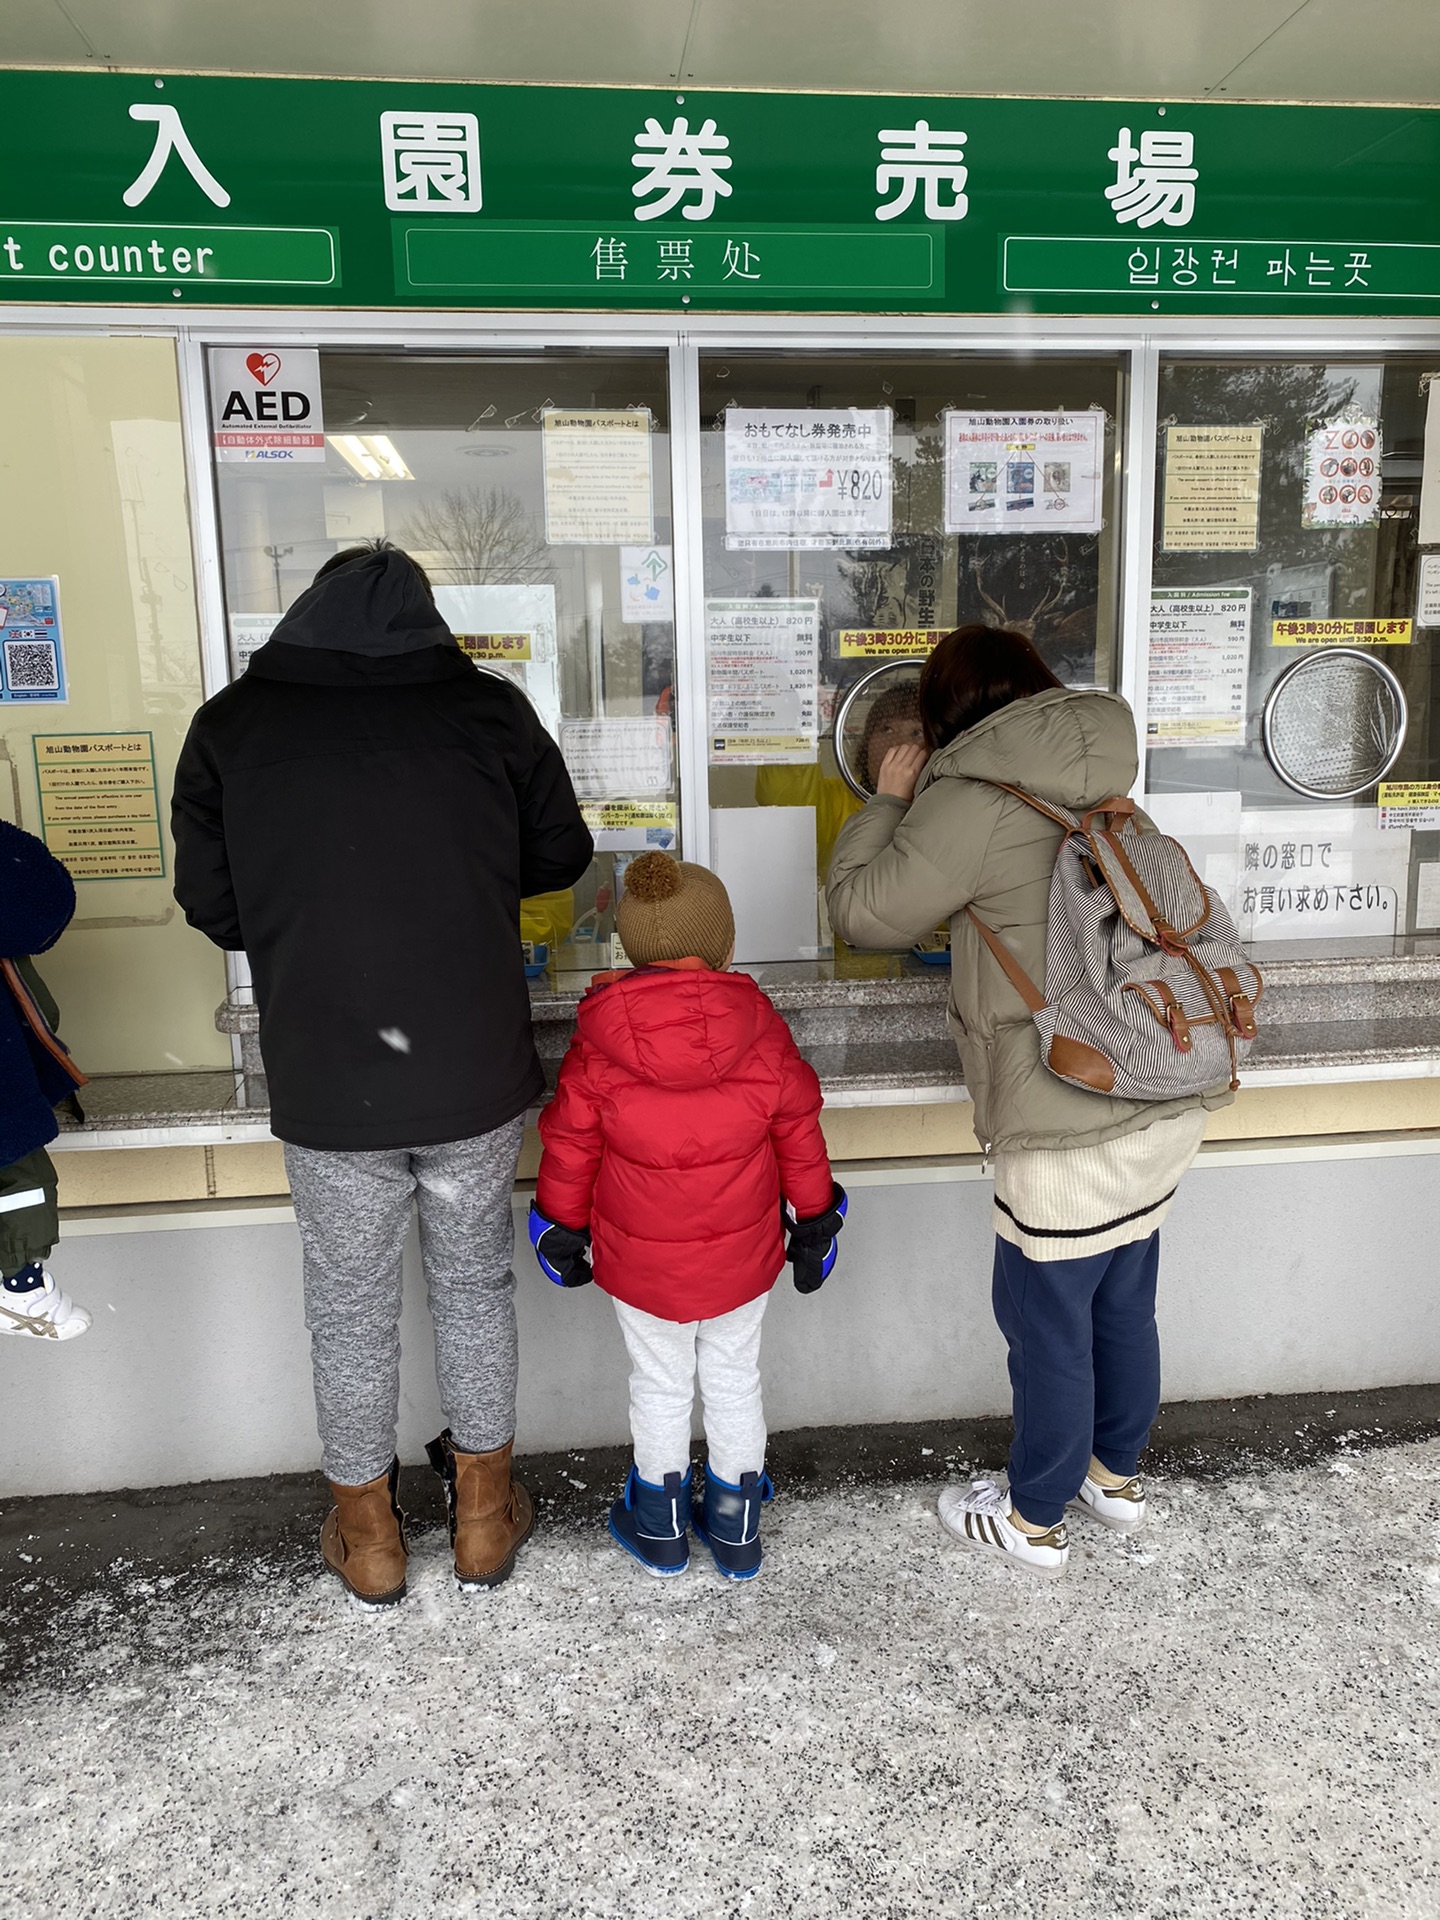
[607,1465,692,1576]
[692,1467,774,1581]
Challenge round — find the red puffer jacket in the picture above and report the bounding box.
[536,959,834,1321]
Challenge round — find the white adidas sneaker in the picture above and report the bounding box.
[1071,1474,1147,1534]
[937,1478,1069,1579]
[0,1269,91,1342]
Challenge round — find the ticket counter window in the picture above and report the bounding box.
[1146,356,1438,945]
[211,349,676,976]
[697,351,1125,960]
[0,335,228,1075]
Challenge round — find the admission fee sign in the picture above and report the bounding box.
[6,73,1440,314]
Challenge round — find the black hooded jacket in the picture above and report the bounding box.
[171,551,593,1150]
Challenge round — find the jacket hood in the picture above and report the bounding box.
[919,687,1138,813]
[260,549,456,659]
[244,639,476,687]
[0,819,75,959]
[577,964,765,1089]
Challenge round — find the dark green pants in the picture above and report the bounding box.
[0,1146,59,1278]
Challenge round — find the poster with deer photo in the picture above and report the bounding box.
[943,411,1105,535]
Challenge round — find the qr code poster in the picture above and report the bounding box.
[0,578,67,704]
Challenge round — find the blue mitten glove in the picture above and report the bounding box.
[528,1202,593,1287]
[784,1183,848,1295]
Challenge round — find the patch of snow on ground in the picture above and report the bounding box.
[4,1441,1440,1919]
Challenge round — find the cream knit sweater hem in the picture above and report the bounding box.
[992,1108,1208,1263]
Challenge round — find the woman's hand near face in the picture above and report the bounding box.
[876,743,928,803]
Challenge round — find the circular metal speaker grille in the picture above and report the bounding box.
[1261,648,1408,800]
[832,659,928,799]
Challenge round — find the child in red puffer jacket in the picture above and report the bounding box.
[530,852,845,1582]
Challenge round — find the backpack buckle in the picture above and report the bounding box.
[1227,991,1258,1039]
[1217,966,1259,1039]
[1157,984,1193,1052]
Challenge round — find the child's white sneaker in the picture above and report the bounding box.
[1071,1473,1146,1534]
[0,1268,91,1341]
[937,1478,1069,1579]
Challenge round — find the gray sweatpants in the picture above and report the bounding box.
[284,1117,525,1486]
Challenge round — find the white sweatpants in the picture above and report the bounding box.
[612,1292,769,1487]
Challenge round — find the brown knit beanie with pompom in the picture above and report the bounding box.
[615,852,735,970]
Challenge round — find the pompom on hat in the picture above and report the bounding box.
[616,853,735,971]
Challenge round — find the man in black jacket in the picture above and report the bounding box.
[172,545,592,1607]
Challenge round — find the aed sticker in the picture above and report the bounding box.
[1271,617,1411,647]
[209,346,325,462]
[1378,782,1440,831]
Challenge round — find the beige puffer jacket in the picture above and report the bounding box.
[826,686,1233,1153]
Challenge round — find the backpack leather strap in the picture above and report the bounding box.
[984,781,1078,835]
[0,957,88,1089]
[1082,796,1136,833]
[965,910,1048,1015]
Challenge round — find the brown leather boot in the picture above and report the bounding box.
[320,1458,408,1607]
[426,1429,534,1590]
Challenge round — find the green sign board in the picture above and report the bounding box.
[3,70,1440,315]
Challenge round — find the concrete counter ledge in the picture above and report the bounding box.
[45,940,1440,1147]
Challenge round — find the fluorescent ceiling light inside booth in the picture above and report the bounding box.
[329,434,414,480]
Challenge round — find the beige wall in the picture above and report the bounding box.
[0,335,229,1073]
[53,1076,1440,1211]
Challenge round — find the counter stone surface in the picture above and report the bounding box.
[54,944,1440,1142]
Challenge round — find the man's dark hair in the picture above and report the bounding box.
[918,622,1064,752]
[313,538,435,603]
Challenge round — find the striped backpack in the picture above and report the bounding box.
[967,787,1263,1101]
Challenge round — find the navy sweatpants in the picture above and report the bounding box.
[991,1230,1161,1528]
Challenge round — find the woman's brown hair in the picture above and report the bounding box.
[917,622,1063,752]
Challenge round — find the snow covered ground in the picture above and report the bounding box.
[3,1439,1439,1920]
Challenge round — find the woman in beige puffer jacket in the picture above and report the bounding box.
[827,624,1231,1578]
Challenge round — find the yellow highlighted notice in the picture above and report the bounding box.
[838,629,947,658]
[1272,618,1411,646]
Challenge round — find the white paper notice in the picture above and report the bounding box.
[1419,379,1440,547]
[1237,807,1408,942]
[1417,553,1440,628]
[711,804,819,963]
[559,717,673,800]
[209,347,325,463]
[542,409,654,545]
[1141,789,1243,913]
[228,612,280,673]
[434,583,561,738]
[724,409,892,551]
[1302,415,1381,528]
[1416,861,1440,929]
[620,545,674,622]
[1146,589,1252,747]
[706,598,820,765]
[1377,782,1440,831]
[436,582,557,655]
[943,411,1104,535]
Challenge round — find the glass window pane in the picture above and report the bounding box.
[0,335,227,1073]
[212,348,675,982]
[698,351,1125,961]
[1148,356,1435,945]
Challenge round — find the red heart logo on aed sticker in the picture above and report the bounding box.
[246,352,282,386]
